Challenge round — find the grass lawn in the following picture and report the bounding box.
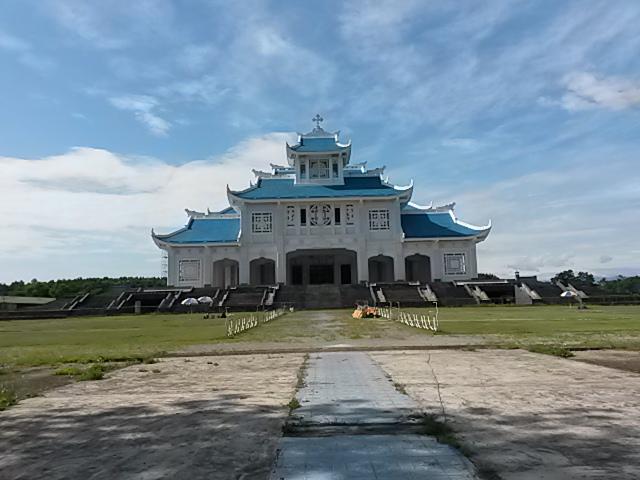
[1,305,639,408]
[406,304,640,349]
[1,305,639,369]
[0,313,231,367]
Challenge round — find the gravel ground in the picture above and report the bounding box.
[0,354,304,480]
[371,349,640,480]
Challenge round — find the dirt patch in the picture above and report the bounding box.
[0,366,73,400]
[371,349,640,480]
[0,354,304,480]
[572,349,640,374]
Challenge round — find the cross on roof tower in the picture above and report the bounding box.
[312,113,323,128]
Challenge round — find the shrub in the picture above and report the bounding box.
[527,345,574,358]
[79,364,106,381]
[0,386,17,411]
[287,398,301,410]
[54,366,84,376]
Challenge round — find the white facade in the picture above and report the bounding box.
[153,120,490,288]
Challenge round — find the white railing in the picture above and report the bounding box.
[378,304,439,332]
[225,308,286,337]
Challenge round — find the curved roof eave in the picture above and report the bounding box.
[392,179,413,204]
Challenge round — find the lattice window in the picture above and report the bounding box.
[286,206,295,226]
[252,212,272,233]
[444,253,466,275]
[309,204,332,226]
[309,159,330,178]
[345,204,355,225]
[368,209,390,230]
[178,259,200,282]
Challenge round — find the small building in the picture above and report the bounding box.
[0,296,55,311]
[152,118,491,288]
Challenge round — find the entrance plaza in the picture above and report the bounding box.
[2,308,640,479]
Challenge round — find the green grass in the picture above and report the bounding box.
[0,313,232,367]
[526,345,575,358]
[404,304,640,349]
[79,364,106,381]
[1,306,639,370]
[0,386,17,411]
[54,366,84,376]
[54,363,108,380]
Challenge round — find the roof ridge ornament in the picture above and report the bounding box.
[312,113,323,128]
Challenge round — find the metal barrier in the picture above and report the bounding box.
[225,308,287,337]
[378,303,439,332]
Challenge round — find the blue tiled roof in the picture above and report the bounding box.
[217,206,236,214]
[401,203,423,212]
[232,177,400,200]
[290,137,349,152]
[401,212,484,238]
[157,218,240,244]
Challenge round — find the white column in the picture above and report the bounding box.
[394,253,406,281]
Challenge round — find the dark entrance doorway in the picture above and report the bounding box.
[310,265,334,284]
[340,264,352,284]
[291,265,303,285]
[286,249,357,286]
[405,254,432,283]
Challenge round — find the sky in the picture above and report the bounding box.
[1,0,639,283]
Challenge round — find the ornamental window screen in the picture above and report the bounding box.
[252,212,272,233]
[309,159,330,178]
[332,161,339,177]
[309,204,332,226]
[300,163,306,179]
[368,209,390,230]
[345,204,355,224]
[178,259,200,282]
[444,253,466,275]
[286,206,295,226]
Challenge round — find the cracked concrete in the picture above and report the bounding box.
[0,354,304,480]
[372,349,640,480]
[270,352,477,479]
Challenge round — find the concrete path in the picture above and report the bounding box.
[270,352,477,479]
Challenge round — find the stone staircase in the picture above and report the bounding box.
[274,284,372,309]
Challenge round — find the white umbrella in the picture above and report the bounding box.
[181,298,199,306]
[197,296,214,304]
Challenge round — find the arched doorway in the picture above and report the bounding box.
[212,259,239,288]
[286,249,357,285]
[405,254,431,283]
[368,255,395,282]
[250,257,276,285]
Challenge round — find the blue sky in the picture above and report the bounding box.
[1,0,639,282]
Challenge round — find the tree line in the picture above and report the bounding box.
[1,271,638,298]
[550,270,640,295]
[0,277,167,299]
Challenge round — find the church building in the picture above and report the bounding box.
[152,117,491,288]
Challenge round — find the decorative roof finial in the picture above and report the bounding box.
[312,113,323,129]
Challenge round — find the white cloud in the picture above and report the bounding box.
[561,72,640,111]
[0,30,54,71]
[46,0,175,50]
[178,44,217,72]
[0,133,294,280]
[411,151,640,279]
[109,95,170,136]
